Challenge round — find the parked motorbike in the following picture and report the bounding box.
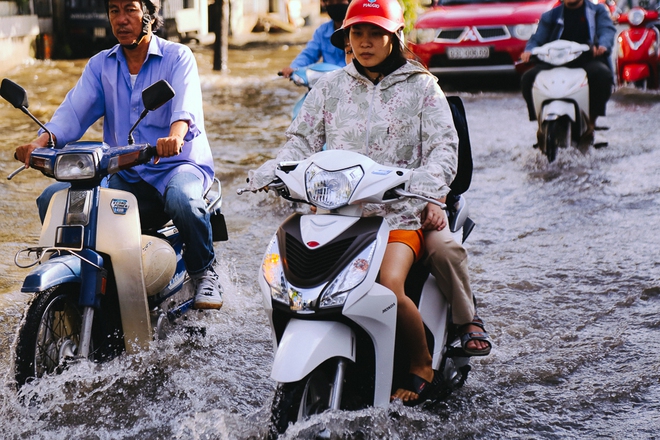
[528,40,602,162]
[1,78,227,387]
[279,63,341,120]
[239,128,475,437]
[616,7,660,90]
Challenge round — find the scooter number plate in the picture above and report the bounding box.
[447,46,490,60]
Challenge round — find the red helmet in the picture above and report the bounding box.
[331,0,404,48]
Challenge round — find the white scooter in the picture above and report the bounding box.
[239,146,474,438]
[530,40,599,162]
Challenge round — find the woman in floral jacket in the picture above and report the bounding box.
[250,0,476,405]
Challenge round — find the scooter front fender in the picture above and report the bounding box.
[622,64,651,83]
[21,254,81,293]
[271,319,355,383]
[541,100,576,122]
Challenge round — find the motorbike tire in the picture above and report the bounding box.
[14,284,83,387]
[542,117,571,163]
[268,367,333,439]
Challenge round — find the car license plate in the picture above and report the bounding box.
[446,47,490,60]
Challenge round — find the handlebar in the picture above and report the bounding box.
[236,178,285,195]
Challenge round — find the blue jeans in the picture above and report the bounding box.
[37,173,215,276]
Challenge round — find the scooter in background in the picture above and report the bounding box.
[616,7,660,90]
[528,40,601,162]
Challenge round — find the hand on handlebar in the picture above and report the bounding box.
[519,51,532,64]
[593,46,607,57]
[280,67,294,78]
[15,132,51,167]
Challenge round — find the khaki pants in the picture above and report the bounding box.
[423,226,475,326]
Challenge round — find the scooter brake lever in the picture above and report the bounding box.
[393,188,447,209]
[7,165,26,180]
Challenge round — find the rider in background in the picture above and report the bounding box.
[279,0,350,78]
[14,0,224,310]
[519,0,616,136]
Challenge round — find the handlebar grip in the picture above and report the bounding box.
[277,71,284,76]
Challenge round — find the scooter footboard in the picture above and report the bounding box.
[271,319,355,383]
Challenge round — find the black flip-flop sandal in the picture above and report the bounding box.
[401,372,441,407]
[459,316,492,357]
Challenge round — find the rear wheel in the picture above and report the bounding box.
[14,285,82,386]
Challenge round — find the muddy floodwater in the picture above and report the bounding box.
[0,42,659,439]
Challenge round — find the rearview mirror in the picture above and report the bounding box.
[142,80,175,112]
[0,78,29,109]
[127,80,176,144]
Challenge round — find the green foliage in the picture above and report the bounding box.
[400,0,420,33]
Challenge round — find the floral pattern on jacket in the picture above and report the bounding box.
[251,60,458,230]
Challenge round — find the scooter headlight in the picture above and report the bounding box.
[305,164,364,210]
[262,235,289,305]
[509,24,537,41]
[319,240,376,308]
[54,153,97,180]
[628,8,645,26]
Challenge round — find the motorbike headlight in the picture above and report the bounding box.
[54,153,96,180]
[510,24,537,41]
[412,28,438,45]
[262,235,289,305]
[319,240,376,309]
[629,9,645,26]
[305,164,364,210]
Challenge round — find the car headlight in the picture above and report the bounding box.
[306,163,364,210]
[319,240,376,308]
[629,8,645,26]
[262,235,289,305]
[412,28,438,45]
[54,153,97,180]
[510,24,537,41]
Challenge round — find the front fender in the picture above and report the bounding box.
[542,100,576,122]
[21,255,81,293]
[271,319,355,383]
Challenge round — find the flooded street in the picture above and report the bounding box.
[1,42,659,439]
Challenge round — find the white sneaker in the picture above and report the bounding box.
[192,266,223,310]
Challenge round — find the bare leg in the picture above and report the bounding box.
[379,242,434,403]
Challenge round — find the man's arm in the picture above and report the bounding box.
[594,3,617,54]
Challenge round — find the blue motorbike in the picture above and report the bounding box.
[1,78,227,387]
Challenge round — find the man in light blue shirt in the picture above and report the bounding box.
[280,0,350,78]
[14,0,223,309]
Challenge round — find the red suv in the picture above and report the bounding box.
[408,0,558,75]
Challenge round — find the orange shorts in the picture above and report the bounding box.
[388,229,425,262]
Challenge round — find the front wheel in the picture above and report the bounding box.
[542,117,571,162]
[14,285,83,386]
[269,367,333,439]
